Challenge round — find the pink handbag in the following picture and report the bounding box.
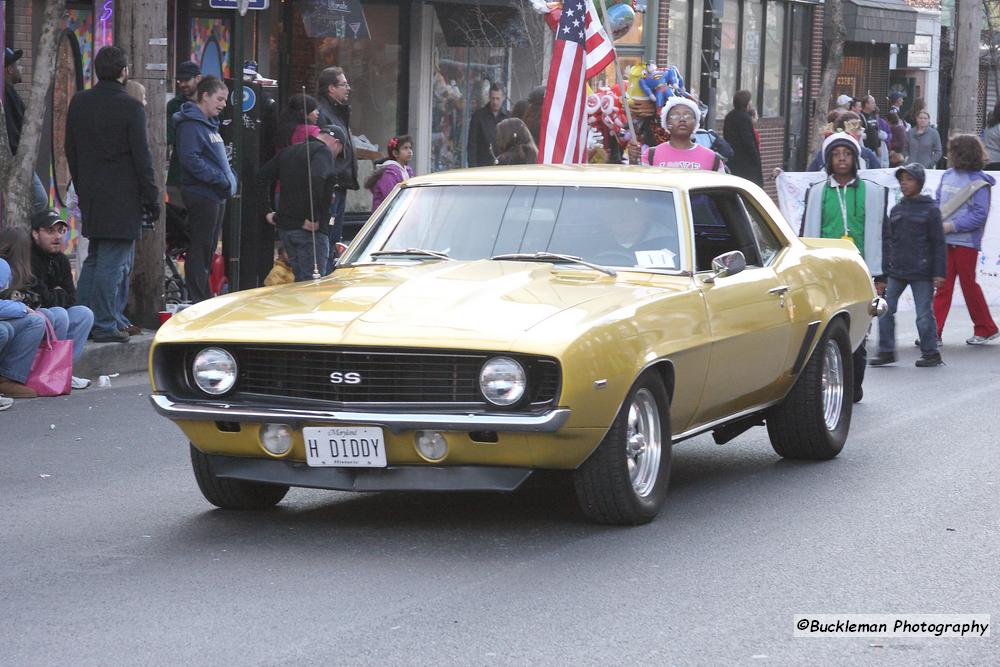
[25,317,73,397]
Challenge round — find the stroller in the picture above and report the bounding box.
[164,202,228,305]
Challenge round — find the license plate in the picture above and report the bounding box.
[303,426,387,467]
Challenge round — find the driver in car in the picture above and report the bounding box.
[607,216,678,268]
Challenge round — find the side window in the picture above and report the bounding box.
[689,189,762,271]
[739,195,785,266]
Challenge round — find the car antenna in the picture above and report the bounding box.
[302,85,321,280]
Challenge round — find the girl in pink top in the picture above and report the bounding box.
[637,97,726,172]
[366,135,415,210]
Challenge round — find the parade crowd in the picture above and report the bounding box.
[2,44,998,410]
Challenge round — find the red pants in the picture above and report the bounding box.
[933,245,999,338]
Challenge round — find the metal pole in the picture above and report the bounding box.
[229,10,245,291]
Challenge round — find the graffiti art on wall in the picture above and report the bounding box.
[191,18,231,79]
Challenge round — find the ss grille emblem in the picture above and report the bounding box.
[329,371,362,385]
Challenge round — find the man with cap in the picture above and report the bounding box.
[800,131,888,401]
[870,163,946,368]
[835,94,853,113]
[23,210,95,389]
[4,47,49,214]
[166,61,202,208]
[257,125,345,280]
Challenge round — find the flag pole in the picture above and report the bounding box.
[594,0,637,150]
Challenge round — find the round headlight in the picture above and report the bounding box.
[479,356,526,406]
[192,347,237,395]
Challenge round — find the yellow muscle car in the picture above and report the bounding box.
[150,165,885,525]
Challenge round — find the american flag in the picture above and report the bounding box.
[537,0,616,164]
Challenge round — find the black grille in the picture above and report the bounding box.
[214,346,559,406]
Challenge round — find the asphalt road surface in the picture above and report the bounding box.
[2,314,997,665]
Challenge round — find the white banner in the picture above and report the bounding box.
[776,169,1000,309]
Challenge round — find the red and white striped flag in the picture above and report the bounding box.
[537,0,616,164]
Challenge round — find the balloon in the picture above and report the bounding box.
[606,4,635,41]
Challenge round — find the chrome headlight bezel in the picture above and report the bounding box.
[478,356,527,407]
[191,347,238,396]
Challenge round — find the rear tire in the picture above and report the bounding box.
[573,372,672,525]
[766,319,853,459]
[190,444,289,510]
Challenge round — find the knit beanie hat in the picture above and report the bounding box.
[660,97,702,132]
[822,131,861,169]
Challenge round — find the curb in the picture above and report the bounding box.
[75,332,153,379]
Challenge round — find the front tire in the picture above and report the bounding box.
[766,319,853,459]
[190,444,289,510]
[573,372,672,525]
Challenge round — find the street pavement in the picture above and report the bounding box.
[1,313,997,666]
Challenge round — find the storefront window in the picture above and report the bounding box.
[740,0,762,111]
[717,0,739,117]
[429,2,532,171]
[762,0,785,117]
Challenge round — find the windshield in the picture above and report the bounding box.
[347,185,682,271]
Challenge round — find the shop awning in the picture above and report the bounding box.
[835,0,918,46]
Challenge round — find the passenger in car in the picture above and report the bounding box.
[800,132,888,403]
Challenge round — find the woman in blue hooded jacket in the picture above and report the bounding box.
[933,134,999,345]
[0,258,46,399]
[173,76,237,302]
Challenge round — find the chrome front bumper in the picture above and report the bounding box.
[150,394,571,434]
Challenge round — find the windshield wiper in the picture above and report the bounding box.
[490,252,617,277]
[369,248,452,261]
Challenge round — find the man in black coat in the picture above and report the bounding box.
[467,83,508,167]
[722,90,762,186]
[65,46,159,343]
[316,66,358,268]
[258,125,344,281]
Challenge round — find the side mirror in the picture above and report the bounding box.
[703,250,746,283]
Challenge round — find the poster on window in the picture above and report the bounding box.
[301,0,370,39]
[776,169,1000,309]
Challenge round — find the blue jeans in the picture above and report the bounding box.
[114,243,135,329]
[279,228,330,281]
[40,306,94,364]
[0,313,46,383]
[76,238,135,336]
[325,187,347,274]
[32,173,49,214]
[879,277,939,355]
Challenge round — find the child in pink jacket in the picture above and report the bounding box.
[366,135,414,210]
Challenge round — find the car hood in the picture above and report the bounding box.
[156,260,683,350]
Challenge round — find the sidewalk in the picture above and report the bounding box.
[75,331,155,379]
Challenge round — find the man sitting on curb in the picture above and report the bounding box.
[25,210,95,389]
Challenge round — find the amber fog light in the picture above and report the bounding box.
[260,423,293,456]
[415,430,448,461]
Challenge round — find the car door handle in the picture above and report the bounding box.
[768,285,790,295]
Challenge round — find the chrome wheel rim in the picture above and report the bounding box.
[821,340,844,430]
[625,388,662,498]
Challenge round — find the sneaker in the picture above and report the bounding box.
[966,332,1000,345]
[71,376,92,390]
[124,324,143,336]
[0,377,38,398]
[915,336,942,347]
[91,329,130,343]
[915,353,945,367]
[869,351,897,366]
[0,395,13,411]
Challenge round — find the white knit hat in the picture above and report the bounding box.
[660,97,702,132]
[821,131,861,167]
